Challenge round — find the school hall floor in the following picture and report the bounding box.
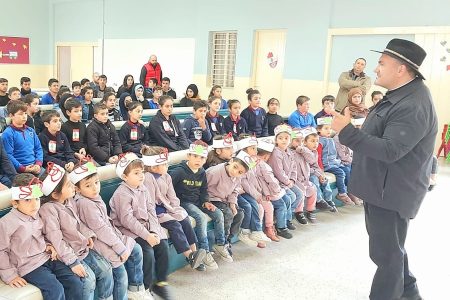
[166,159,450,300]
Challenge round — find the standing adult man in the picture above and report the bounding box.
[140,54,163,87]
[331,39,437,300]
[335,58,372,112]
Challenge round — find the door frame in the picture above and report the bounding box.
[54,42,98,81]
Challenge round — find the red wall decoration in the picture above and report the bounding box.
[0,36,30,64]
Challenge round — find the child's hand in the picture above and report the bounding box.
[120,252,130,262]
[230,203,237,216]
[32,165,41,175]
[74,152,84,160]
[71,264,87,277]
[146,233,160,247]
[79,148,87,156]
[9,276,27,288]
[24,165,34,173]
[65,162,75,172]
[319,176,327,184]
[288,180,295,188]
[266,195,271,201]
[108,156,119,164]
[0,183,8,191]
[87,238,94,249]
[198,117,207,129]
[203,202,216,211]
[46,245,58,261]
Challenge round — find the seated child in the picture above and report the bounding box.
[369,90,383,111]
[208,85,227,109]
[300,127,337,212]
[267,124,305,226]
[288,96,316,129]
[2,100,43,174]
[168,143,220,270]
[23,94,42,133]
[223,99,248,141]
[119,92,133,120]
[8,87,21,101]
[255,139,293,240]
[132,84,151,109]
[290,129,319,223]
[206,150,255,261]
[342,87,369,119]
[206,96,226,140]
[119,101,149,156]
[39,163,113,300]
[204,133,234,169]
[182,100,212,144]
[0,137,16,189]
[240,88,268,137]
[236,135,271,248]
[80,87,95,123]
[314,95,335,123]
[101,92,121,122]
[61,98,88,161]
[111,153,174,299]
[38,110,77,172]
[0,173,83,299]
[87,102,122,165]
[71,161,147,299]
[141,146,207,271]
[266,98,284,136]
[71,81,82,100]
[317,122,357,205]
[148,86,163,109]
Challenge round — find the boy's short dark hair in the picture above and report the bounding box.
[8,87,20,95]
[72,81,81,89]
[321,95,335,105]
[75,172,98,188]
[296,95,310,106]
[371,90,383,99]
[7,100,27,115]
[20,77,31,85]
[99,74,107,81]
[257,148,271,156]
[0,78,8,84]
[193,100,208,111]
[158,95,173,106]
[227,99,240,109]
[123,160,144,176]
[101,92,116,103]
[233,157,249,172]
[48,78,59,87]
[304,132,319,141]
[12,173,37,188]
[94,102,108,114]
[64,98,82,112]
[80,78,90,86]
[161,77,170,83]
[81,86,93,96]
[42,110,60,123]
[316,124,324,131]
[149,78,158,85]
[23,94,39,105]
[154,86,163,92]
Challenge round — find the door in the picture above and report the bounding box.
[251,30,287,101]
[57,45,94,86]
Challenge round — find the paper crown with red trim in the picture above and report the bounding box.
[257,138,275,153]
[116,153,141,178]
[11,177,44,200]
[188,143,208,158]
[274,124,292,137]
[237,135,258,151]
[235,150,256,170]
[291,128,303,140]
[142,148,169,167]
[42,163,66,196]
[69,162,97,184]
[300,127,318,139]
[212,133,234,149]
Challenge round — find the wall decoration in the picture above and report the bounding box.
[267,52,278,68]
[0,36,30,64]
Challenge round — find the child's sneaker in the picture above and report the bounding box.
[287,220,297,230]
[257,241,266,248]
[336,193,354,205]
[187,249,206,269]
[128,287,151,300]
[249,231,272,243]
[196,263,206,271]
[326,201,339,212]
[348,194,362,206]
[305,211,317,224]
[294,212,308,225]
[316,201,332,210]
[203,251,218,270]
[264,226,280,242]
[152,282,173,300]
[238,231,258,247]
[213,244,233,262]
[276,228,293,239]
[145,289,155,300]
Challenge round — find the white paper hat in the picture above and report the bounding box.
[42,163,66,196]
[351,118,366,126]
[236,135,258,151]
[69,161,98,184]
[11,177,43,200]
[212,133,234,149]
[317,117,333,126]
[291,128,303,140]
[188,143,208,158]
[116,153,141,178]
[235,150,256,170]
[301,127,318,139]
[274,124,292,137]
[142,148,169,167]
[257,139,275,153]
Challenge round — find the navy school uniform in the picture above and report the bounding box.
[38,129,77,168]
[86,119,122,165]
[147,110,190,152]
[182,116,212,144]
[119,120,149,156]
[223,115,248,141]
[240,106,268,137]
[206,113,226,141]
[60,120,87,153]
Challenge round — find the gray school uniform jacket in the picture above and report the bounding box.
[338,78,438,219]
[240,167,263,203]
[255,160,286,201]
[76,193,136,268]
[298,146,324,178]
[267,147,297,189]
[0,209,49,284]
[293,147,316,198]
[154,173,189,223]
[206,163,241,205]
[110,181,167,240]
[333,134,353,166]
[40,199,95,266]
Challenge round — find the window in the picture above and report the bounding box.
[208,31,237,88]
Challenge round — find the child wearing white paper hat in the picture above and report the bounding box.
[267,124,305,228]
[204,133,235,169]
[140,145,207,273]
[39,162,113,300]
[109,152,173,299]
[0,173,84,299]
[71,160,148,300]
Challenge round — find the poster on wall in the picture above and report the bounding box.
[0,36,30,64]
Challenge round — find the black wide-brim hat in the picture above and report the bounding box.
[372,38,427,80]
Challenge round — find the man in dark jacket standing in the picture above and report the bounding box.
[331,39,437,300]
[140,55,163,87]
